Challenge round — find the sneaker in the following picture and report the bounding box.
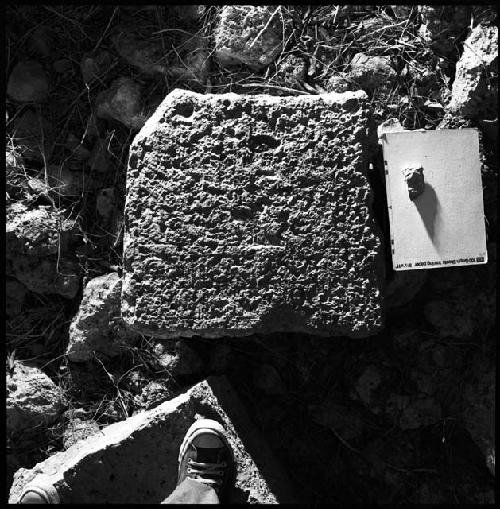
[18,475,60,504]
[177,418,235,499]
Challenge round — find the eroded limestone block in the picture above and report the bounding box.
[123,89,383,339]
[9,377,295,503]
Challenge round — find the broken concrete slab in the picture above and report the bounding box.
[122,89,384,339]
[9,376,295,504]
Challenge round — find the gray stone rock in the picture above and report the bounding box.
[326,73,351,93]
[9,377,295,503]
[402,166,425,201]
[447,24,498,119]
[214,6,287,70]
[67,273,135,362]
[154,340,204,376]
[7,61,49,103]
[349,53,397,91]
[95,77,147,130]
[123,89,384,339]
[6,203,80,299]
[133,381,173,411]
[6,202,77,258]
[275,54,307,88]
[6,361,64,433]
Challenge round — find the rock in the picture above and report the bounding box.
[154,340,204,376]
[123,89,383,339]
[62,418,100,450]
[11,109,53,162]
[6,279,28,317]
[418,6,472,56]
[112,34,167,76]
[214,6,287,70]
[9,376,295,503]
[7,61,49,103]
[6,149,23,172]
[402,165,425,200]
[66,273,135,362]
[349,53,397,91]
[463,354,495,476]
[95,77,147,130]
[6,361,64,433]
[6,202,77,258]
[80,51,114,84]
[133,381,173,411]
[254,364,286,395]
[275,54,307,88]
[385,269,428,308]
[447,24,498,119]
[6,202,81,299]
[326,73,351,93]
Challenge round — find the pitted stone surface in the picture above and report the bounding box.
[9,377,295,503]
[123,89,383,339]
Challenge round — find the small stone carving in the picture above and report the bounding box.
[402,165,425,201]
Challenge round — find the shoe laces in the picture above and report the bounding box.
[187,458,227,487]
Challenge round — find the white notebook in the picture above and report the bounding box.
[380,129,487,270]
